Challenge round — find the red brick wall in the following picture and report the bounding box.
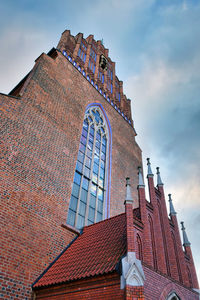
[126,285,144,300]
[0,50,141,298]
[143,265,199,299]
[34,273,124,300]
[34,266,199,299]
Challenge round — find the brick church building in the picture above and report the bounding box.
[0,30,199,299]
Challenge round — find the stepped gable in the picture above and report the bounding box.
[57,29,133,127]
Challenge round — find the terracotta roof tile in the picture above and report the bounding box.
[33,210,139,288]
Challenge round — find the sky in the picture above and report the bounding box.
[0,0,200,284]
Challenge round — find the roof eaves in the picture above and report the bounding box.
[32,233,81,289]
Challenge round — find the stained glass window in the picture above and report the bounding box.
[67,107,109,229]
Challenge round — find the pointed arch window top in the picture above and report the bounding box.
[67,105,111,230]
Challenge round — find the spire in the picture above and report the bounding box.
[147,158,154,177]
[156,167,163,186]
[138,167,145,188]
[125,177,133,204]
[181,221,191,246]
[168,194,177,216]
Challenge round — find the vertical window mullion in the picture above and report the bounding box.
[67,107,110,229]
[84,123,96,226]
[94,127,102,223]
[74,120,90,228]
[102,133,108,221]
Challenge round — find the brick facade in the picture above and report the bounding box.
[0,30,199,299]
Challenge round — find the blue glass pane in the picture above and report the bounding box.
[81,135,87,145]
[76,161,83,173]
[102,136,107,145]
[93,163,99,175]
[82,177,89,190]
[95,147,100,156]
[82,128,88,138]
[98,188,103,201]
[77,215,84,229]
[80,188,87,203]
[86,148,92,158]
[84,167,90,178]
[88,220,93,225]
[100,168,104,178]
[96,212,102,222]
[100,161,105,169]
[79,143,86,153]
[88,141,93,150]
[102,145,106,154]
[90,125,94,136]
[92,173,98,184]
[97,199,103,213]
[74,171,81,185]
[67,209,76,226]
[88,116,93,123]
[89,134,94,143]
[101,153,106,161]
[85,157,91,169]
[92,110,101,124]
[94,153,99,165]
[96,132,101,141]
[89,194,96,208]
[99,177,104,188]
[77,151,84,163]
[79,201,86,216]
[95,140,100,149]
[83,120,88,130]
[72,183,80,198]
[88,207,95,222]
[69,195,78,211]
[90,183,97,196]
[102,74,104,83]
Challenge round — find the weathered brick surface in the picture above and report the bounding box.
[143,265,199,299]
[34,268,199,300]
[1,32,198,299]
[126,285,144,300]
[0,50,141,299]
[33,273,124,300]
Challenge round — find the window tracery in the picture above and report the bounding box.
[67,106,110,229]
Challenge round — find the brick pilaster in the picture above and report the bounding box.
[147,176,167,274]
[125,201,135,253]
[171,215,190,286]
[138,169,153,267]
[184,244,199,288]
[125,285,145,300]
[157,184,179,280]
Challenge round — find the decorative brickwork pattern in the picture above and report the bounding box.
[0,30,199,299]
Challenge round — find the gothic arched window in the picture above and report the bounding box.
[67,105,111,229]
[136,234,143,261]
[148,215,157,270]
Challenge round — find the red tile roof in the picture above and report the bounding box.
[33,209,140,288]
